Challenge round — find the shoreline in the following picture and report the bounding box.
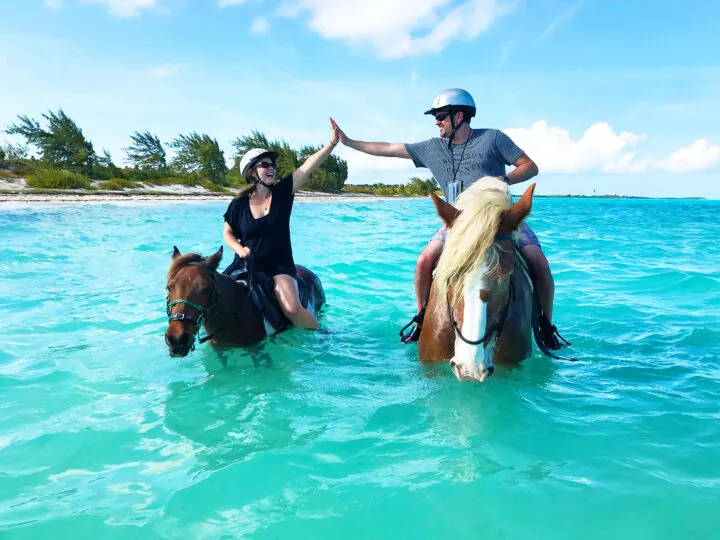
[0,190,422,205]
[0,188,711,206]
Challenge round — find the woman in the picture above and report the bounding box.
[222,121,339,329]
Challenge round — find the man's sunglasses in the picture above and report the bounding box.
[434,111,451,122]
[255,161,277,169]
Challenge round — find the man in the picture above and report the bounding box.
[330,88,566,349]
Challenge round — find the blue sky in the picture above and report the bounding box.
[1,0,719,198]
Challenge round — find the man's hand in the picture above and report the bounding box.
[237,246,251,258]
[329,117,349,146]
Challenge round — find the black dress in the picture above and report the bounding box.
[223,174,297,278]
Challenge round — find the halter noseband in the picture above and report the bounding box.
[166,262,219,350]
[448,233,516,347]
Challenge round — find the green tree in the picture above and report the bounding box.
[91,148,124,180]
[97,148,113,167]
[5,109,95,174]
[402,176,437,195]
[232,130,298,181]
[170,132,228,185]
[298,145,348,191]
[125,131,167,170]
[0,142,29,166]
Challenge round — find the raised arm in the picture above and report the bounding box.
[330,117,410,159]
[505,153,539,185]
[292,120,340,192]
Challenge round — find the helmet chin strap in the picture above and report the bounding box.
[254,179,275,190]
[252,165,276,190]
[447,108,466,151]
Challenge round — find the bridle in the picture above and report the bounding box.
[166,262,219,350]
[447,233,516,347]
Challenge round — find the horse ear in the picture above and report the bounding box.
[204,246,223,271]
[172,246,181,259]
[498,183,535,234]
[430,189,461,227]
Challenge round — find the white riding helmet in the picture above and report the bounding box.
[424,88,476,117]
[239,148,279,179]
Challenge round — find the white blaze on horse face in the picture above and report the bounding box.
[451,265,496,380]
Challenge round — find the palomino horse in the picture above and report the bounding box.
[418,177,537,382]
[165,246,325,357]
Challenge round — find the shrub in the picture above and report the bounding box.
[26,169,91,189]
[201,182,230,193]
[8,159,47,177]
[226,168,245,187]
[96,178,139,190]
[143,176,199,187]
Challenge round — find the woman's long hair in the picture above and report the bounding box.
[235,169,257,199]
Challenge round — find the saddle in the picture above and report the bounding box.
[224,257,311,334]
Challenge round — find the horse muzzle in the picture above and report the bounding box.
[165,330,193,357]
[449,360,495,382]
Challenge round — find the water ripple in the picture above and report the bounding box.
[1,198,719,538]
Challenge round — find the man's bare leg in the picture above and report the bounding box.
[401,239,445,343]
[415,239,445,313]
[520,245,554,322]
[520,244,569,349]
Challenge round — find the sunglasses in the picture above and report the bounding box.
[255,161,277,169]
[434,111,451,122]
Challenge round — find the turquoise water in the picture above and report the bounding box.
[1,197,719,539]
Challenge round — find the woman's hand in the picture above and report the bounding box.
[292,120,343,192]
[329,117,346,146]
[237,246,251,259]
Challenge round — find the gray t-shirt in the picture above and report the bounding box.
[405,129,524,197]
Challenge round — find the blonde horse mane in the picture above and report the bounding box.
[432,177,514,316]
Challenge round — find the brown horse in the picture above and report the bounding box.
[165,246,325,357]
[418,177,537,382]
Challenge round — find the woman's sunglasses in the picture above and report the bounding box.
[255,161,277,169]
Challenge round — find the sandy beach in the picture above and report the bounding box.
[0,179,417,205]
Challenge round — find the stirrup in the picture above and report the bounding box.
[399,306,426,344]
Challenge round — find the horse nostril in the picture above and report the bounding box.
[486,365,495,377]
[449,360,462,379]
[166,332,190,348]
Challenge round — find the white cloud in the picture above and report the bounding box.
[602,151,652,174]
[82,0,156,18]
[654,139,720,172]
[151,63,179,77]
[506,121,647,173]
[505,121,720,174]
[335,146,416,182]
[218,0,251,6]
[251,16,270,35]
[278,0,515,59]
[45,0,63,10]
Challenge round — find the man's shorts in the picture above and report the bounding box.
[431,221,540,249]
